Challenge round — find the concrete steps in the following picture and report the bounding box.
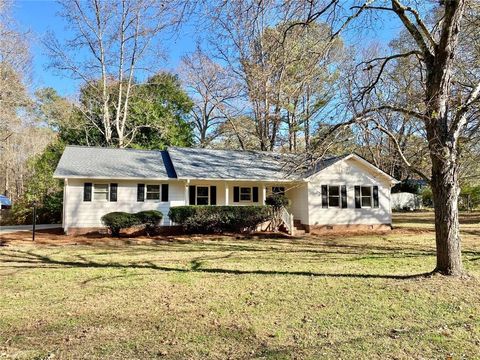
[279,219,307,236]
[292,220,306,236]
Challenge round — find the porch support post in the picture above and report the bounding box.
[225,182,229,205]
[185,179,190,205]
[63,178,68,234]
[262,184,267,205]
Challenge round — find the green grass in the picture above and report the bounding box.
[1,212,480,359]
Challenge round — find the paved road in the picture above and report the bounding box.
[0,224,61,234]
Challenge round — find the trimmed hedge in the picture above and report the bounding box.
[136,210,163,235]
[101,210,163,236]
[168,206,270,233]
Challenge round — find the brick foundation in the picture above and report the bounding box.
[65,225,184,236]
[304,223,392,234]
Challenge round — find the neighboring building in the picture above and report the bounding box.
[0,195,12,210]
[391,192,423,211]
[54,146,398,235]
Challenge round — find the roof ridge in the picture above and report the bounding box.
[168,146,299,157]
[65,145,163,153]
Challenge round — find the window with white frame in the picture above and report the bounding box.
[196,186,209,205]
[93,184,109,201]
[328,186,340,207]
[240,187,252,201]
[361,186,372,207]
[146,185,160,200]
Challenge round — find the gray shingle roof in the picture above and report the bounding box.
[53,145,348,181]
[302,154,349,178]
[167,147,345,180]
[53,146,176,179]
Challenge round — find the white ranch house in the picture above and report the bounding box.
[54,146,398,235]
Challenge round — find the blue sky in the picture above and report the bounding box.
[13,0,401,97]
[13,0,198,96]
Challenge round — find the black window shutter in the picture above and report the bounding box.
[252,187,259,202]
[189,185,196,205]
[321,185,328,208]
[137,184,145,202]
[210,186,217,205]
[341,185,347,208]
[110,183,118,202]
[354,186,361,208]
[233,186,240,203]
[161,184,169,202]
[373,186,379,208]
[83,182,92,202]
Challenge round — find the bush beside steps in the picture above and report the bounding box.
[168,205,271,234]
[101,210,163,237]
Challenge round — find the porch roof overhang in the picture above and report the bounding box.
[180,177,306,183]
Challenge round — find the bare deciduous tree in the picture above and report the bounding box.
[45,0,190,148]
[179,47,240,147]
[299,0,480,275]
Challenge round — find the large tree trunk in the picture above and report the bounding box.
[429,144,463,275]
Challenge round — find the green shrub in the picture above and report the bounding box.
[101,210,164,236]
[168,206,270,233]
[101,212,141,237]
[265,194,289,231]
[265,194,289,209]
[421,187,433,208]
[135,210,163,235]
[460,185,480,210]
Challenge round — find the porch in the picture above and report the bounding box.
[183,179,309,235]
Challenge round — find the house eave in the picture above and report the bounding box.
[304,153,399,185]
[177,177,305,183]
[53,175,174,181]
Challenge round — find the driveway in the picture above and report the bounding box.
[0,224,61,234]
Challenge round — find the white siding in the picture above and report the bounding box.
[64,179,186,229]
[286,183,309,224]
[307,158,392,226]
[63,157,393,231]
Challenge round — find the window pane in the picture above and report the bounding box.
[146,185,160,200]
[240,187,251,201]
[329,186,339,196]
[146,192,160,200]
[94,184,108,192]
[329,196,340,207]
[94,184,108,201]
[94,191,108,201]
[362,196,372,207]
[147,185,160,192]
[197,187,209,197]
[197,197,208,205]
[361,186,371,196]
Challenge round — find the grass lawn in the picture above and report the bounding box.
[1,213,479,359]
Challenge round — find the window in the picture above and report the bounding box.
[196,186,209,205]
[361,186,372,207]
[240,187,252,201]
[93,184,109,201]
[271,186,285,196]
[328,186,340,207]
[146,185,160,200]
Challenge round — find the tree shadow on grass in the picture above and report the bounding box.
[0,249,435,280]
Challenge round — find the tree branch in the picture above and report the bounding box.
[391,0,434,58]
[371,118,431,182]
[449,80,480,139]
